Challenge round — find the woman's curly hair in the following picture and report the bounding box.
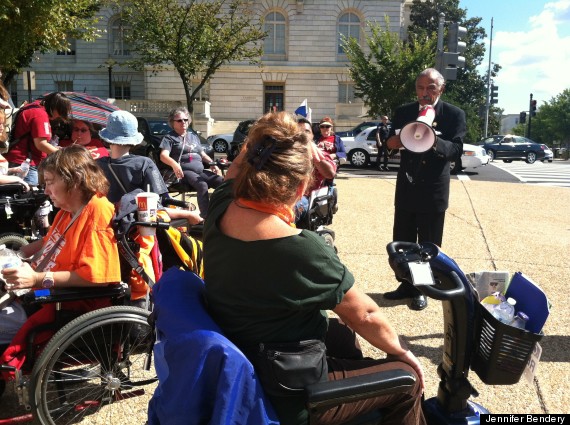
[39,145,109,203]
[233,111,313,206]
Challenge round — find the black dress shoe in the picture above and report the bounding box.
[410,295,428,311]
[383,287,414,300]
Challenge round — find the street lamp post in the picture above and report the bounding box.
[103,58,117,99]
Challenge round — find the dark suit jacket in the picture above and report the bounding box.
[389,100,466,212]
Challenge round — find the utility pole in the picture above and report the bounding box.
[527,93,533,138]
[484,18,494,138]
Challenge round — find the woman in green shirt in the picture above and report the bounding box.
[204,111,426,425]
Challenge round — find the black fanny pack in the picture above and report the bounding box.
[246,339,328,397]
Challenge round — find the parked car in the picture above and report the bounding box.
[482,135,553,164]
[343,126,380,167]
[335,121,381,139]
[228,119,256,160]
[350,127,488,172]
[206,133,233,153]
[133,116,213,159]
[452,143,489,173]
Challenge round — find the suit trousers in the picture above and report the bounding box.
[391,208,445,296]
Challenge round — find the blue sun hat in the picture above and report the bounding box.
[99,110,144,145]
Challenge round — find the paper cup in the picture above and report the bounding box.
[135,192,159,236]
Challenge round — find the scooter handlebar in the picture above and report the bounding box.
[386,241,466,300]
[418,270,465,300]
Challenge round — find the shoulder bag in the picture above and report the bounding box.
[245,339,328,397]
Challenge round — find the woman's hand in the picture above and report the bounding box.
[387,347,425,391]
[210,164,221,176]
[173,163,184,179]
[1,262,39,290]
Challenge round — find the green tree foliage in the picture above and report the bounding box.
[343,0,497,143]
[0,0,103,85]
[342,20,436,118]
[527,89,570,147]
[122,0,266,114]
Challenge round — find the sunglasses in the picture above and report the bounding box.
[174,118,189,123]
[72,128,90,133]
[319,124,332,128]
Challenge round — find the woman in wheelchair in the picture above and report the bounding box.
[97,110,203,225]
[294,117,337,224]
[0,145,121,378]
[203,112,426,425]
[159,107,222,219]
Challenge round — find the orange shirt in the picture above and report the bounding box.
[33,194,120,283]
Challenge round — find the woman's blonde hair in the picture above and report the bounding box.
[233,111,313,205]
[39,145,109,203]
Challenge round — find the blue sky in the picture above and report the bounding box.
[459,0,570,114]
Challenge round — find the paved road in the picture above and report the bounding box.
[339,160,570,187]
[489,160,570,187]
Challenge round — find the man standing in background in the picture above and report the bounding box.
[383,68,466,311]
[375,115,391,170]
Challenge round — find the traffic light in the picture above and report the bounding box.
[519,112,526,124]
[490,85,498,104]
[530,100,537,116]
[441,22,467,81]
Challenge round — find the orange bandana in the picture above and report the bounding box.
[236,198,296,227]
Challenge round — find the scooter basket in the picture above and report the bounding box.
[471,303,542,385]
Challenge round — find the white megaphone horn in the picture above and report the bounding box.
[399,105,436,153]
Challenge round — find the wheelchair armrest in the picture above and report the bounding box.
[0,183,27,195]
[20,284,127,305]
[305,369,416,413]
[162,198,188,209]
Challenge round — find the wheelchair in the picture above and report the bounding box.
[0,215,202,424]
[147,268,416,425]
[0,184,52,250]
[148,242,544,425]
[296,180,338,250]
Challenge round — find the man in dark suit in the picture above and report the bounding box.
[383,68,466,311]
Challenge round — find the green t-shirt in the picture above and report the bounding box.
[203,180,354,424]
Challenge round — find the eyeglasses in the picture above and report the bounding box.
[174,118,189,123]
[319,124,332,128]
[72,128,90,133]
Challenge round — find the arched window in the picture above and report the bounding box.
[337,12,361,55]
[263,11,286,60]
[110,17,132,56]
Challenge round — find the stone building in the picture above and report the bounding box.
[12,0,413,135]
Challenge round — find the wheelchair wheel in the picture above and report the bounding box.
[30,306,156,425]
[0,233,28,250]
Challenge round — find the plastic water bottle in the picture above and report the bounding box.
[492,297,516,324]
[0,244,23,270]
[19,158,31,178]
[510,311,529,330]
[481,292,505,313]
[0,244,29,296]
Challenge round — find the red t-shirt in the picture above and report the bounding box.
[5,101,51,166]
[307,151,336,194]
[59,138,110,160]
[317,135,337,155]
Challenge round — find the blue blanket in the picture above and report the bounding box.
[147,268,279,425]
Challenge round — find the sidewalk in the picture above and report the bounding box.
[330,176,570,415]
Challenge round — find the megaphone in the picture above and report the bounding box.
[399,105,437,153]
